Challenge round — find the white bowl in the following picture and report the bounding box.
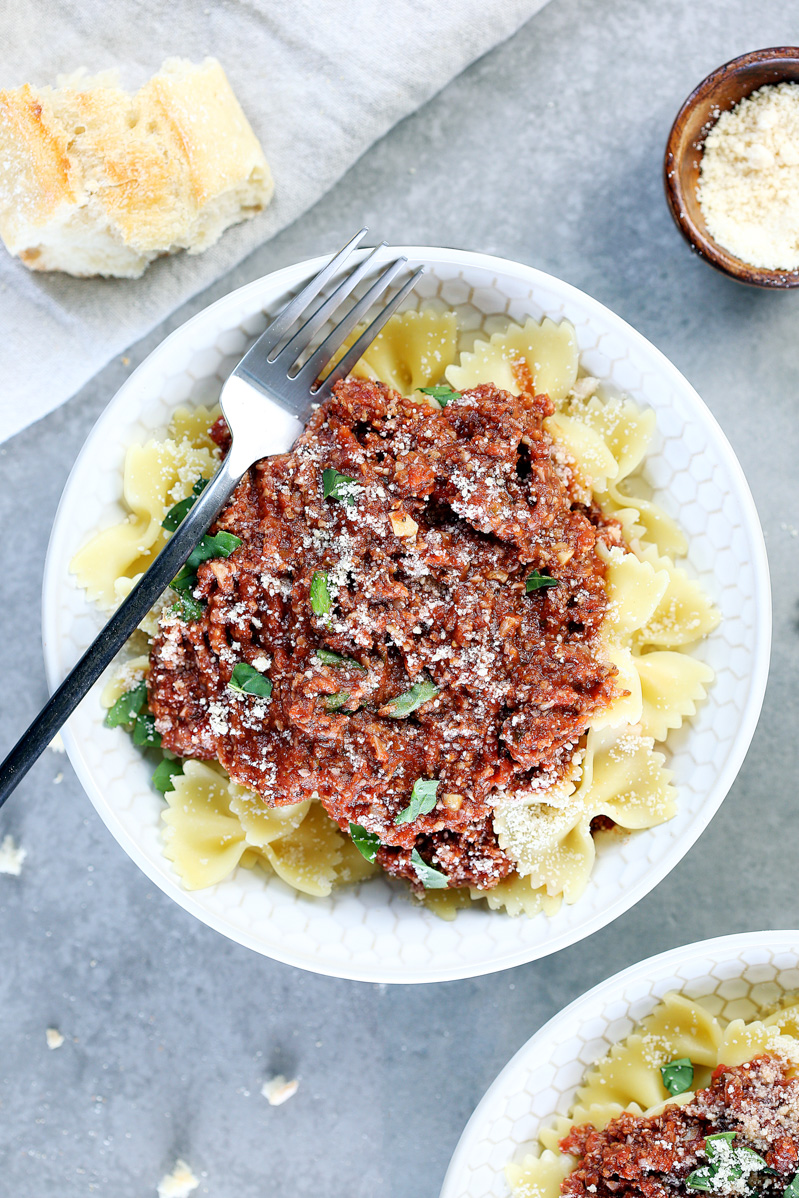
[42,246,770,983]
[441,930,799,1198]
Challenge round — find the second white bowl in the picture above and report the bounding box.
[442,930,799,1198]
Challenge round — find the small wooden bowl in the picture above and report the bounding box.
[664,47,799,288]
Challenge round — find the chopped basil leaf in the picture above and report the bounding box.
[171,594,204,622]
[525,569,559,593]
[171,530,241,598]
[152,758,183,793]
[322,467,358,506]
[738,1147,769,1165]
[186,530,241,570]
[418,384,461,407]
[349,823,381,863]
[132,712,162,748]
[660,1057,694,1096]
[686,1132,768,1191]
[171,593,205,622]
[380,678,439,719]
[315,648,366,671]
[104,681,147,728]
[228,662,273,698]
[410,848,449,889]
[704,1133,738,1159]
[686,1168,714,1192]
[171,564,196,593]
[310,571,331,616]
[324,690,351,712]
[784,1174,799,1198]
[162,477,209,530]
[395,778,440,825]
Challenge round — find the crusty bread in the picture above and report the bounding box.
[0,58,274,278]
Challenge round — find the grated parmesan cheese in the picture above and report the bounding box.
[698,81,799,269]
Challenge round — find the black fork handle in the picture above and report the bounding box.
[0,454,242,808]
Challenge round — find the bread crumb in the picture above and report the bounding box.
[698,81,799,269]
[53,772,64,785]
[46,1027,65,1050]
[157,1160,199,1198]
[48,731,65,753]
[261,1075,299,1105]
[0,835,26,876]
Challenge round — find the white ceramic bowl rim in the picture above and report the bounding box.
[42,246,771,983]
[441,930,799,1198]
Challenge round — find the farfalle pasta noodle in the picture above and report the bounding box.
[76,308,719,915]
[506,992,799,1198]
[492,729,676,901]
[160,758,375,895]
[71,406,221,609]
[446,315,579,401]
[326,307,459,395]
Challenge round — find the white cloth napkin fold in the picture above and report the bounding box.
[0,0,549,443]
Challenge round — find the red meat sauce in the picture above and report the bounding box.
[559,1055,799,1198]
[147,375,623,890]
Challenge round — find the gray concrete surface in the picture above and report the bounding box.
[2,0,799,1193]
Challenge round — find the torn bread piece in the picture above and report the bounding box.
[0,57,273,278]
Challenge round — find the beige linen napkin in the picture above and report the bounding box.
[0,0,549,443]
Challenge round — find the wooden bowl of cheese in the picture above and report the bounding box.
[664,46,799,288]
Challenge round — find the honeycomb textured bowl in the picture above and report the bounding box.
[42,247,770,983]
[441,931,799,1198]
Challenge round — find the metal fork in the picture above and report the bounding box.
[0,229,423,807]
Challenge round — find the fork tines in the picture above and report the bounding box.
[234,229,424,402]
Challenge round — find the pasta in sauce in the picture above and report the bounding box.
[72,309,719,915]
[507,992,799,1198]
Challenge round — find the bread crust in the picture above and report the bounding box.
[0,58,273,278]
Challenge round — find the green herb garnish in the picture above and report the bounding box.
[162,477,209,531]
[171,594,205,622]
[310,571,332,616]
[418,384,461,408]
[686,1133,769,1192]
[686,1168,714,1192]
[186,530,241,569]
[152,758,184,794]
[170,530,241,602]
[132,712,162,748]
[525,569,559,593]
[349,823,381,863]
[380,678,439,719]
[410,848,449,889]
[228,662,273,698]
[324,691,351,712]
[395,778,440,825]
[660,1057,694,1097]
[104,681,147,728]
[316,648,366,671]
[322,467,358,505]
[104,680,163,747]
[784,1174,799,1198]
[171,564,196,593]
